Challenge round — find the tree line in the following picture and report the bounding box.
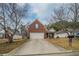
[47,3,79,31]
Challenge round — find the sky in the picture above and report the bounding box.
[20,3,66,25]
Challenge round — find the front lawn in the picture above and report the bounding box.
[0,39,27,54]
[0,39,8,44]
[47,38,79,51]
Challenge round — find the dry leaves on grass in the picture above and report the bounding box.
[48,38,79,50]
[0,39,26,54]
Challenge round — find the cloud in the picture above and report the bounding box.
[21,3,65,25]
[30,4,48,18]
[28,4,52,24]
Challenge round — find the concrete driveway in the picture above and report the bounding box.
[14,39,66,55]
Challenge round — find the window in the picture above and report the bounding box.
[35,24,39,29]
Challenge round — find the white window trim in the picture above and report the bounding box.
[35,24,39,29]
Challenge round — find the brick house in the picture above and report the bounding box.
[28,19,46,39]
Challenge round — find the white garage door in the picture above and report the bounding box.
[30,33,44,39]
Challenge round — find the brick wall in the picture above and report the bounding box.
[28,19,46,32]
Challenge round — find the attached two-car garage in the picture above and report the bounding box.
[28,19,46,40]
[30,33,44,39]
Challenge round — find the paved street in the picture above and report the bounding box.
[49,52,79,56]
[23,51,79,56]
[14,39,66,55]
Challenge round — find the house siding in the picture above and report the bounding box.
[54,33,68,38]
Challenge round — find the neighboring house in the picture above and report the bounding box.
[13,30,22,40]
[13,35,22,40]
[0,30,5,38]
[45,28,55,38]
[54,31,68,38]
[6,27,22,40]
[28,19,46,39]
[72,29,79,37]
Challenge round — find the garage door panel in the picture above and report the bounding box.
[30,33,44,39]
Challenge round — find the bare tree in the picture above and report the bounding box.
[0,3,30,43]
[6,3,30,43]
[69,3,79,22]
[47,5,69,24]
[52,6,69,30]
[0,4,8,38]
[53,6,68,21]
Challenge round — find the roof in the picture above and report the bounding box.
[47,28,55,33]
[55,30,68,34]
[49,28,55,32]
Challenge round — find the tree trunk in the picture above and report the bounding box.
[8,38,13,43]
[8,34,13,43]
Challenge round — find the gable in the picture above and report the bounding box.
[28,19,46,32]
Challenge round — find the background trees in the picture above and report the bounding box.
[0,3,30,43]
[69,3,79,22]
[47,3,79,31]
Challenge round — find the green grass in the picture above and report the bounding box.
[0,39,27,54]
[47,38,79,51]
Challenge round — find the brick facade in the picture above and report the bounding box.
[28,19,46,32]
